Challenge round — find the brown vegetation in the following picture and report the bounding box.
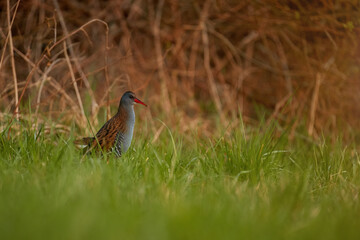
[1,0,359,140]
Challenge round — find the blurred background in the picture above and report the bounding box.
[0,0,359,140]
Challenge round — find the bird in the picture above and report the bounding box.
[74,91,147,156]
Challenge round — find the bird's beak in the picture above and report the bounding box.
[134,98,147,107]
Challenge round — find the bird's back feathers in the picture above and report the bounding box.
[73,107,129,154]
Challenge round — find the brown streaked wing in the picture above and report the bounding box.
[93,114,127,151]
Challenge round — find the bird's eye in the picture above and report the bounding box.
[130,95,134,99]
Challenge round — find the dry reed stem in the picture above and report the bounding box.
[98,77,122,108]
[200,1,224,123]
[289,89,311,140]
[6,0,20,120]
[47,79,77,109]
[63,42,86,125]
[47,78,84,125]
[0,0,19,71]
[0,82,36,99]
[188,28,201,98]
[152,0,171,114]
[28,15,108,125]
[45,19,106,55]
[266,93,292,126]
[0,0,20,71]
[8,18,109,129]
[9,45,82,127]
[103,21,111,121]
[151,124,165,144]
[308,73,323,137]
[35,59,63,116]
[52,0,99,118]
[208,27,242,65]
[274,35,293,94]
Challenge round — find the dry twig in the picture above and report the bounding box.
[200,1,224,123]
[6,0,21,120]
[63,42,86,125]
[308,73,323,137]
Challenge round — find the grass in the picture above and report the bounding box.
[0,119,360,240]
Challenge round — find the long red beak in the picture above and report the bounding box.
[134,98,147,107]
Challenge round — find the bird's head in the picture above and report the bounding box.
[120,91,147,107]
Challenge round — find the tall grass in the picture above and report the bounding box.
[0,119,359,239]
